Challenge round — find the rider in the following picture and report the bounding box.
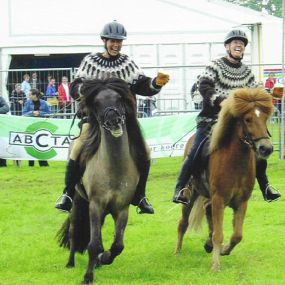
[172,29,281,205]
[55,20,169,213]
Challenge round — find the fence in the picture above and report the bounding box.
[0,65,284,157]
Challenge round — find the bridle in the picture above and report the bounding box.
[240,120,271,151]
[99,106,126,131]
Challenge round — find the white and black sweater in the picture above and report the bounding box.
[197,57,257,124]
[74,52,161,98]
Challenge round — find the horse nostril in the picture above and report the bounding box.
[259,145,273,157]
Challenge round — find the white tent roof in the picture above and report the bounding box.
[0,0,281,47]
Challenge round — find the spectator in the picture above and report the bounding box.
[58,76,72,114]
[23,88,51,167]
[265,72,276,91]
[9,83,27,115]
[21,74,31,98]
[191,81,203,110]
[45,78,59,113]
[0,95,10,167]
[265,72,279,112]
[30,72,42,91]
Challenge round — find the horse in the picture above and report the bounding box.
[57,78,148,284]
[175,87,274,271]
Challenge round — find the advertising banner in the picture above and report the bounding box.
[0,114,197,160]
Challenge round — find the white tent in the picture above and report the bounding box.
[0,0,282,64]
[0,0,283,111]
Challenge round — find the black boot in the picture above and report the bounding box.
[132,160,154,214]
[260,184,281,202]
[172,154,193,205]
[256,159,281,202]
[55,159,80,212]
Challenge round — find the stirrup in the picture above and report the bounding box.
[55,194,73,204]
[264,185,281,203]
[136,197,153,214]
[173,188,189,205]
[55,194,73,212]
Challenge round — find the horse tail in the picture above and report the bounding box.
[56,192,90,253]
[188,196,208,233]
[56,216,71,248]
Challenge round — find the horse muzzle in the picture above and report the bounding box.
[255,139,273,159]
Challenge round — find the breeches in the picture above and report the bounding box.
[69,123,90,161]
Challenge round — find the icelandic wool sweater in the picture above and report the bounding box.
[74,52,161,98]
[197,57,257,124]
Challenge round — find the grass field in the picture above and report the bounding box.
[0,153,285,285]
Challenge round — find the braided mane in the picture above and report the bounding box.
[209,88,273,153]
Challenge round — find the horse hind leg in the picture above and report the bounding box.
[221,201,248,256]
[175,189,198,255]
[98,207,129,265]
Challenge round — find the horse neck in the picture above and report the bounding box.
[230,122,254,163]
[98,126,131,167]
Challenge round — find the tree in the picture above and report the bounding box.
[224,0,282,17]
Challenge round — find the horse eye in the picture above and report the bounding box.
[244,117,252,123]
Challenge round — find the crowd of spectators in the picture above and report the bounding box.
[8,72,73,116]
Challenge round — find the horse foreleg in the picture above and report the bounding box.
[204,204,213,253]
[82,204,103,285]
[221,201,248,256]
[175,191,198,255]
[211,194,225,272]
[98,207,129,265]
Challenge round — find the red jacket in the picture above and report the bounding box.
[58,83,71,104]
[265,78,276,90]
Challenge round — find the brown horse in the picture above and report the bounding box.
[175,88,273,271]
[57,78,148,284]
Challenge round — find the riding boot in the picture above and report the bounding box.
[132,160,154,214]
[55,159,80,212]
[172,154,193,205]
[256,159,281,202]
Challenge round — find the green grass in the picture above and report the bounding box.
[0,153,285,285]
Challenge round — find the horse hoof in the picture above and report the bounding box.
[204,243,213,253]
[81,276,93,285]
[66,263,74,268]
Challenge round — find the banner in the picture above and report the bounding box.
[0,114,197,161]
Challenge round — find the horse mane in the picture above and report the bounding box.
[209,87,273,153]
[79,78,148,169]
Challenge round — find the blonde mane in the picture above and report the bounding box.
[209,87,273,153]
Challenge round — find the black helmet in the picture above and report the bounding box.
[100,21,127,40]
[224,30,248,46]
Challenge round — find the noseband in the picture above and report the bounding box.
[240,121,271,151]
[100,106,126,131]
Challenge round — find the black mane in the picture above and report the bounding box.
[79,78,148,170]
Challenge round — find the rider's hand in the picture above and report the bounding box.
[155,72,170,87]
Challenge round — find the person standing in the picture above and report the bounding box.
[58,76,72,114]
[172,29,280,205]
[0,95,10,167]
[55,20,169,213]
[23,89,51,167]
[45,78,59,113]
[9,83,27,116]
[30,72,42,91]
[21,74,31,98]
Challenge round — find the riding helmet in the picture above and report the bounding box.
[224,30,248,46]
[100,20,127,40]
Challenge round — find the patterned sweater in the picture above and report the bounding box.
[73,52,161,98]
[197,57,257,124]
